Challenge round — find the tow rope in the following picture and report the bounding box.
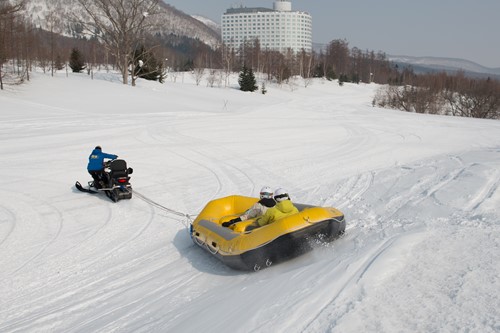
[133,190,195,231]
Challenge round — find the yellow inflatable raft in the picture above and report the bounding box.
[190,195,345,271]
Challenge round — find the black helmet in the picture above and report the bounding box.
[95,146,102,150]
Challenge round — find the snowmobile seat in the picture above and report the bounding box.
[109,159,129,178]
[110,159,127,171]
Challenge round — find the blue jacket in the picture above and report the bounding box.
[87,149,118,171]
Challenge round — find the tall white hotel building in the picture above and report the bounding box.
[221,0,312,54]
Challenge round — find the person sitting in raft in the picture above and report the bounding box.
[245,188,299,231]
[222,186,276,227]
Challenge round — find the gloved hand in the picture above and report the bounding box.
[222,217,241,227]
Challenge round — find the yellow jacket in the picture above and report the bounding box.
[256,199,299,227]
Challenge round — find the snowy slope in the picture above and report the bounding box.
[192,14,220,33]
[0,72,499,332]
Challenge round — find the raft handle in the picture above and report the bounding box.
[193,236,219,255]
[193,236,205,246]
[206,242,219,255]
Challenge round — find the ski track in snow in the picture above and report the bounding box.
[300,235,401,332]
[0,188,64,277]
[464,167,500,212]
[275,152,499,333]
[0,204,16,247]
[135,122,230,211]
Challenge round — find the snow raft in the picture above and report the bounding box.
[191,195,346,271]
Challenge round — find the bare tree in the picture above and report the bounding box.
[0,0,26,89]
[46,4,64,77]
[298,48,314,87]
[443,77,500,119]
[326,39,350,78]
[220,43,234,87]
[0,0,24,14]
[206,69,221,88]
[75,0,161,85]
[192,67,204,86]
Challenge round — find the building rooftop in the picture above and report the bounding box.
[225,7,274,15]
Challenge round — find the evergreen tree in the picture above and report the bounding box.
[261,82,267,95]
[69,48,86,73]
[182,59,194,71]
[55,54,64,71]
[312,64,324,78]
[338,74,349,86]
[238,65,258,92]
[351,73,360,84]
[326,66,337,81]
[131,46,165,83]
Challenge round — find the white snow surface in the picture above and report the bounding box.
[0,72,499,333]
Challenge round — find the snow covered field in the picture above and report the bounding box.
[0,71,499,332]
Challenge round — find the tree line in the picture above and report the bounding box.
[0,0,218,88]
[1,0,499,119]
[226,38,397,85]
[373,70,500,119]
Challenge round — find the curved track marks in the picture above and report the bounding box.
[294,150,500,332]
[135,118,264,205]
[0,205,16,247]
[0,189,64,277]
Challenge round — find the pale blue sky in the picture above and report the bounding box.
[164,0,500,68]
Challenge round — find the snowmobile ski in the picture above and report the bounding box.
[75,181,98,194]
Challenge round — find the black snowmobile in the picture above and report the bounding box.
[76,159,133,202]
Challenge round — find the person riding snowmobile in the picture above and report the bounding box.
[87,146,117,189]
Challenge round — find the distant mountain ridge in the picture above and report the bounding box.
[192,15,221,34]
[388,55,500,79]
[24,0,221,47]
